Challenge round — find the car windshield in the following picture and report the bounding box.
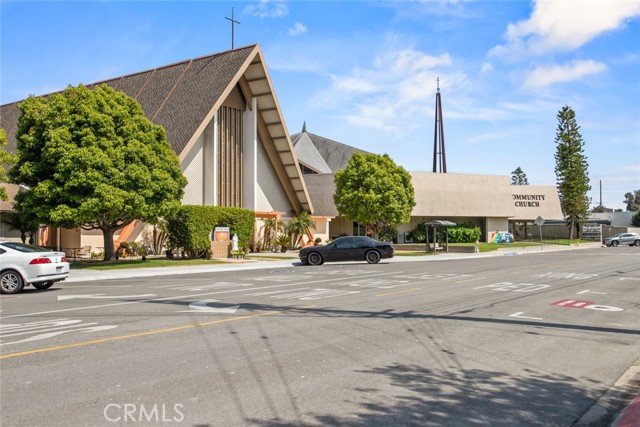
[0,242,51,253]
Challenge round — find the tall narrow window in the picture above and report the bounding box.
[217,106,244,207]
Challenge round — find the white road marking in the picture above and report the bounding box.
[69,285,132,288]
[57,294,156,301]
[0,318,117,345]
[2,325,117,345]
[577,290,607,295]
[1,283,324,319]
[246,288,309,296]
[179,300,240,314]
[272,288,360,300]
[509,312,543,320]
[475,282,550,292]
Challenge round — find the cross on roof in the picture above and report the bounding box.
[225,7,241,49]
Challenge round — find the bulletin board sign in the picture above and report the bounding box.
[213,227,230,241]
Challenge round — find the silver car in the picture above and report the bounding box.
[602,232,640,247]
[0,241,70,294]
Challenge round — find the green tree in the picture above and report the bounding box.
[9,84,187,260]
[623,190,640,211]
[510,166,529,185]
[0,209,39,244]
[631,211,640,227]
[334,153,415,239]
[0,128,17,201]
[554,105,591,240]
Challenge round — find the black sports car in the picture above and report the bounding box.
[299,236,394,265]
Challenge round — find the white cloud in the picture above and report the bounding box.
[492,0,640,56]
[313,47,456,132]
[523,60,607,88]
[244,0,288,18]
[387,50,452,73]
[480,62,493,74]
[330,75,377,94]
[288,22,307,36]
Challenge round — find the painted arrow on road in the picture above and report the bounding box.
[57,294,157,301]
[180,299,240,314]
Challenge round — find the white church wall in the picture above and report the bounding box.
[255,137,293,215]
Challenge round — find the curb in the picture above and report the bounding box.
[612,392,640,427]
[575,359,640,427]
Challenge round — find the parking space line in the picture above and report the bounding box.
[375,288,421,298]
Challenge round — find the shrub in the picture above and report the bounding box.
[408,222,481,243]
[379,226,397,242]
[447,223,481,243]
[167,206,255,258]
[408,223,427,243]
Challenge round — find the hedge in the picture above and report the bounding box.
[447,224,481,243]
[166,206,255,258]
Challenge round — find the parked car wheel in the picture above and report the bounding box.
[611,240,619,247]
[634,240,640,247]
[307,252,323,266]
[32,281,55,290]
[1,270,25,294]
[365,250,381,264]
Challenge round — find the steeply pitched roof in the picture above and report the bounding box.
[300,174,339,216]
[0,45,313,213]
[290,131,369,173]
[292,132,332,174]
[1,46,255,156]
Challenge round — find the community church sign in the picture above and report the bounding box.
[512,194,545,208]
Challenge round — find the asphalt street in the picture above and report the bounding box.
[1,244,638,427]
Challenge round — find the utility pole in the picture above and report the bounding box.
[225,7,241,49]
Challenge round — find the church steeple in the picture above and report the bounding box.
[302,121,307,133]
[432,77,447,173]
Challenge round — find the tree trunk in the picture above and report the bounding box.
[102,228,117,261]
[568,217,575,241]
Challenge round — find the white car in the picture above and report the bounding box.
[602,232,640,247]
[0,241,70,294]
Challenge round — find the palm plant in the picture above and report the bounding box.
[287,211,315,249]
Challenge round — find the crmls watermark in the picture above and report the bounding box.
[104,403,185,423]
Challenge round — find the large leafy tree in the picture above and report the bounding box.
[623,189,640,211]
[0,128,17,201]
[334,153,415,240]
[9,84,187,260]
[554,105,591,240]
[510,166,529,185]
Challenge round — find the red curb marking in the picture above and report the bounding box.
[612,392,640,427]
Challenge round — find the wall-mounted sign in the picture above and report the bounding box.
[513,194,546,207]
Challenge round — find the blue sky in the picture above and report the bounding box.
[2,0,639,210]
